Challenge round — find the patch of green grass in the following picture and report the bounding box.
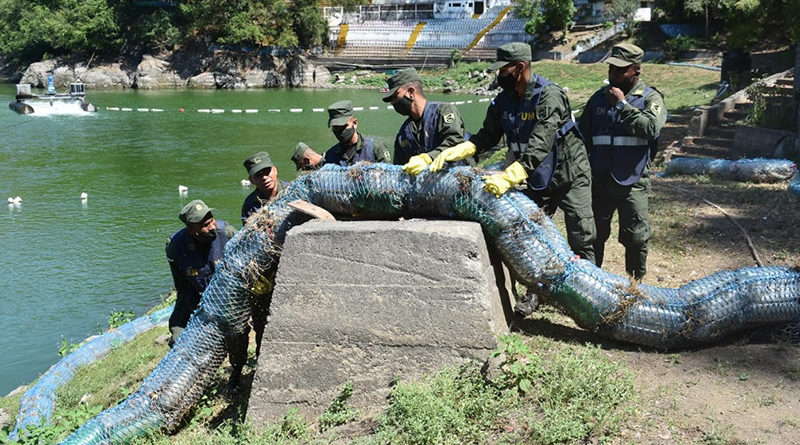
[346,61,717,117]
[494,335,636,444]
[55,328,168,414]
[365,365,512,445]
[1,404,103,444]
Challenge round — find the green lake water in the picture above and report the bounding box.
[0,84,491,394]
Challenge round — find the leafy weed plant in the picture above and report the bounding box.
[493,334,635,444]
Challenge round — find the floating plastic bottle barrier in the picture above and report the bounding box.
[663,157,796,183]
[58,164,799,444]
[10,305,173,439]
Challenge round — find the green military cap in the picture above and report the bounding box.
[606,43,644,67]
[179,199,213,225]
[488,42,532,70]
[382,68,421,102]
[291,142,311,166]
[327,100,353,127]
[243,151,274,176]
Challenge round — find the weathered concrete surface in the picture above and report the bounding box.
[248,220,512,426]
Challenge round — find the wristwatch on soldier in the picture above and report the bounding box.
[615,99,628,111]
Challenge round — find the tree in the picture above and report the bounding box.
[604,0,638,35]
[685,0,732,37]
[514,0,544,37]
[290,0,328,48]
[542,0,575,43]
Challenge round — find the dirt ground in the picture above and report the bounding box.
[534,115,800,444]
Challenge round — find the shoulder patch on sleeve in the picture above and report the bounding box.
[650,102,662,114]
[443,112,455,124]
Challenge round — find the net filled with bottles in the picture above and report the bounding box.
[61,164,800,444]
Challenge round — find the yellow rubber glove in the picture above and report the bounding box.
[482,161,528,197]
[402,153,433,176]
[429,141,477,172]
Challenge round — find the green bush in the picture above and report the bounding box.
[664,35,701,58]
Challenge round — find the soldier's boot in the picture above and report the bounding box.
[227,365,243,397]
[514,290,540,317]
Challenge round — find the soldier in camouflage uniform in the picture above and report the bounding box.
[429,43,596,263]
[426,42,595,316]
[382,68,471,174]
[166,200,243,389]
[579,43,667,280]
[241,151,287,225]
[323,100,392,167]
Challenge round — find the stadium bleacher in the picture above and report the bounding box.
[328,5,526,61]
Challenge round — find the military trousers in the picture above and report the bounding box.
[525,150,596,263]
[592,173,653,280]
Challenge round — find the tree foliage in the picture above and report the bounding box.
[604,0,638,34]
[0,0,329,65]
[514,0,544,37]
[542,0,576,42]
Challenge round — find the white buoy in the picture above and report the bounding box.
[7,197,13,204]
[13,196,21,204]
[80,192,88,200]
[240,179,252,188]
[178,185,188,197]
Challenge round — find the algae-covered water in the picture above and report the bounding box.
[0,84,490,394]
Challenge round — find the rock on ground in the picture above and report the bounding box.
[248,220,514,425]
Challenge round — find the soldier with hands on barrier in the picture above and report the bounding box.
[428,42,596,264]
[383,68,472,175]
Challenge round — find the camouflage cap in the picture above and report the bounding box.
[243,151,274,176]
[488,42,532,70]
[605,43,644,67]
[179,199,213,225]
[327,100,353,127]
[291,142,311,166]
[382,68,421,102]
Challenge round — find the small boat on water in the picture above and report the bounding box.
[8,80,97,115]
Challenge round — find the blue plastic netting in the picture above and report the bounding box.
[10,305,173,439]
[663,157,796,184]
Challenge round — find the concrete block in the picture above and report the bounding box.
[248,220,512,426]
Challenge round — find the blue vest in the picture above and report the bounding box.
[395,101,443,166]
[168,220,229,294]
[587,86,659,186]
[493,75,582,191]
[324,136,376,166]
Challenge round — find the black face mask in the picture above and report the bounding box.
[392,95,413,116]
[334,126,356,144]
[497,68,518,92]
[201,230,217,243]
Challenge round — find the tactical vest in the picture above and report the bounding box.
[494,75,582,191]
[395,101,443,163]
[168,220,229,294]
[587,86,659,186]
[324,136,376,166]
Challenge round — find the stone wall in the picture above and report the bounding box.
[247,220,514,426]
[18,52,330,90]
